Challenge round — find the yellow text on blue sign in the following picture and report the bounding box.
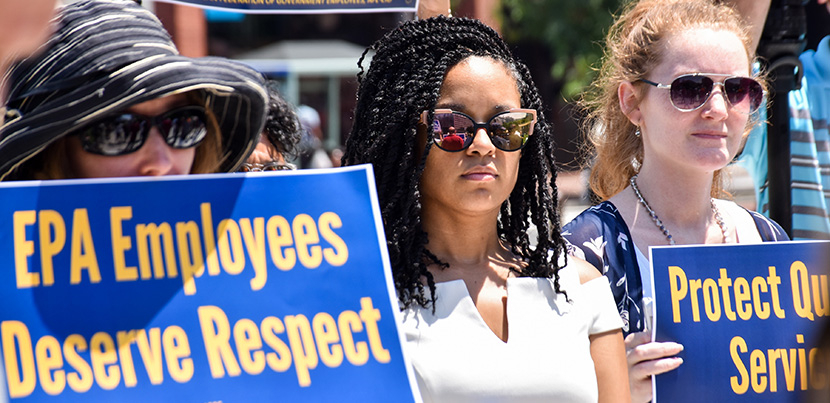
[12,203,349,295]
[666,261,829,395]
[668,263,828,323]
[2,297,389,397]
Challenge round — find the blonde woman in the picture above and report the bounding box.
[562,1,788,401]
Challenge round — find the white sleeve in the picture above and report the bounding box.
[582,275,623,335]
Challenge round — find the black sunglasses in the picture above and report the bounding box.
[420,109,537,152]
[237,162,297,172]
[640,73,764,114]
[74,105,208,156]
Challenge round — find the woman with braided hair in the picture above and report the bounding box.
[343,16,628,402]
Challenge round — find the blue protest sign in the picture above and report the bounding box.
[155,0,417,14]
[651,241,830,402]
[0,165,419,402]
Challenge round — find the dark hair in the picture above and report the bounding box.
[342,16,566,309]
[264,85,302,160]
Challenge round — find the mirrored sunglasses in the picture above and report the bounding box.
[73,106,208,156]
[640,73,765,114]
[420,108,537,152]
[237,162,297,172]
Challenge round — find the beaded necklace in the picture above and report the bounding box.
[629,175,730,245]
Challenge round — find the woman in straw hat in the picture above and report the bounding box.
[0,0,268,180]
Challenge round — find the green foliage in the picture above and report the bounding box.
[501,0,623,99]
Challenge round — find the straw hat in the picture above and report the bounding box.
[0,0,268,179]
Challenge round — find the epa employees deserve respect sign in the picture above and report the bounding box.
[651,241,830,403]
[0,165,419,402]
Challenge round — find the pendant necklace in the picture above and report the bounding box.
[629,174,730,245]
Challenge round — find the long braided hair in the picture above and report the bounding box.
[343,16,566,309]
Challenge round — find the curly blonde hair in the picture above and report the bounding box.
[581,0,766,200]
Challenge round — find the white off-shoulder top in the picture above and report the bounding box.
[400,261,622,402]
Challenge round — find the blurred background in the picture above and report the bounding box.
[138,0,830,222]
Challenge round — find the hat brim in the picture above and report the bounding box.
[0,54,267,178]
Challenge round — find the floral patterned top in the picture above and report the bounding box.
[562,201,789,336]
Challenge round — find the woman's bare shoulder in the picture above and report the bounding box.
[568,255,603,285]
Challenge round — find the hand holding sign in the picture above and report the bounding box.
[625,331,684,403]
